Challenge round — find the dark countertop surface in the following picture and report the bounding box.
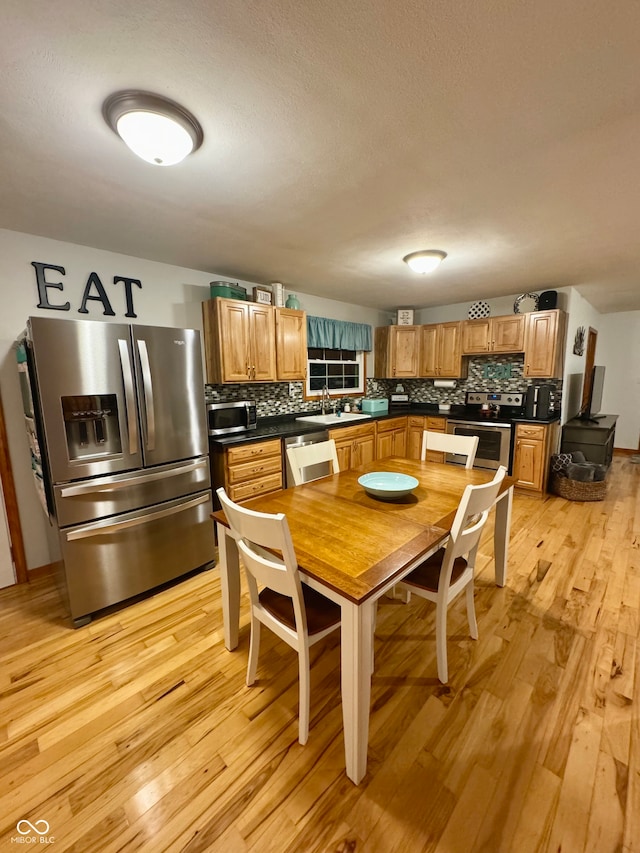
[208,404,561,450]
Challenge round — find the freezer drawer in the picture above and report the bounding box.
[59,490,215,625]
[54,457,211,527]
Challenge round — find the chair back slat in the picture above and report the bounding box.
[447,466,507,560]
[217,487,301,599]
[421,430,479,469]
[286,439,340,486]
[237,539,299,598]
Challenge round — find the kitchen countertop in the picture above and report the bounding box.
[208,404,561,451]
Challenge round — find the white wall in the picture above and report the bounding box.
[0,228,387,580]
[597,311,640,450]
[561,287,602,423]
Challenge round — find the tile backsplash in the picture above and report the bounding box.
[205,382,317,418]
[205,355,562,417]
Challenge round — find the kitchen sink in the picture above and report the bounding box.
[295,412,372,425]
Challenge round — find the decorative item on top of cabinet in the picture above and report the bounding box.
[396,308,414,325]
[462,314,525,355]
[524,310,567,379]
[275,307,307,381]
[513,292,539,314]
[513,421,558,494]
[328,422,376,471]
[285,294,301,309]
[376,417,407,460]
[374,325,420,379]
[467,300,491,319]
[202,297,277,384]
[253,286,273,305]
[420,321,466,378]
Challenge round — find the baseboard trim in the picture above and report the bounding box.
[28,561,61,579]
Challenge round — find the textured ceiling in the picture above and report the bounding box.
[2,0,640,313]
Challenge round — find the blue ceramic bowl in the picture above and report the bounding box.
[358,472,419,500]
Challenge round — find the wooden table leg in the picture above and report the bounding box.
[340,599,375,784]
[216,521,240,651]
[494,486,513,587]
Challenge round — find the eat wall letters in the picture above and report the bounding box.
[32,261,142,318]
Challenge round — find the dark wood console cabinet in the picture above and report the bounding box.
[560,415,618,467]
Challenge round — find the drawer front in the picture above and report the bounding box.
[408,416,426,428]
[329,423,376,441]
[226,454,282,484]
[426,416,446,431]
[376,416,407,433]
[228,472,283,502]
[226,439,281,465]
[516,424,545,441]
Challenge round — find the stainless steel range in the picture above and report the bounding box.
[446,391,524,471]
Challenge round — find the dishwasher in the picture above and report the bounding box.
[284,431,330,487]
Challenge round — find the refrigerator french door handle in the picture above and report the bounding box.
[137,339,155,451]
[64,493,210,541]
[58,459,208,497]
[117,339,138,455]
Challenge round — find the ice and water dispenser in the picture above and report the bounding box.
[61,394,122,461]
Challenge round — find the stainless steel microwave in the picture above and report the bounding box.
[207,400,257,436]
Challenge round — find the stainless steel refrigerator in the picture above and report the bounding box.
[19,316,215,626]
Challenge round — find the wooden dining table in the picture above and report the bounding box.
[212,457,515,785]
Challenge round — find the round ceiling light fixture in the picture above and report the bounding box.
[103,91,204,166]
[402,249,447,274]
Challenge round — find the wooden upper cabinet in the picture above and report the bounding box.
[420,321,465,378]
[249,303,277,381]
[374,325,420,378]
[524,310,566,378]
[202,298,277,383]
[493,315,525,352]
[275,308,307,381]
[462,315,524,354]
[420,325,439,376]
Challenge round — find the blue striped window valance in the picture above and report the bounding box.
[306,316,372,351]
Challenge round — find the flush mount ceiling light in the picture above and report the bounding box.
[103,91,204,166]
[402,250,447,274]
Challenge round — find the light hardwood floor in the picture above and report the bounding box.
[0,455,638,852]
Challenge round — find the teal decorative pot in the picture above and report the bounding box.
[285,294,301,309]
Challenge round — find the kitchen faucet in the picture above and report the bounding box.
[321,384,331,415]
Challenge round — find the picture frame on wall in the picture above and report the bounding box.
[253,286,273,305]
[396,308,414,325]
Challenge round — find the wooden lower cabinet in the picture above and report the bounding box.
[407,415,447,463]
[407,416,425,460]
[213,438,283,503]
[513,422,559,494]
[376,417,407,460]
[329,422,376,471]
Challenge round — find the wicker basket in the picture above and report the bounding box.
[550,473,606,502]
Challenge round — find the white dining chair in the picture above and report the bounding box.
[216,487,341,744]
[421,430,479,469]
[286,438,340,486]
[396,466,506,683]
